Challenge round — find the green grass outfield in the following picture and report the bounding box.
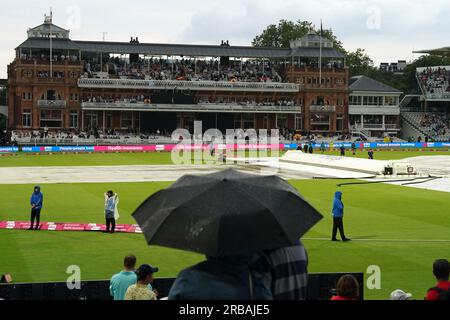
[0,149,449,167]
[0,180,449,300]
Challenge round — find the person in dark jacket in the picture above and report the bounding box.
[331,191,350,242]
[351,142,356,155]
[168,253,272,300]
[340,146,345,157]
[303,143,309,153]
[29,186,43,230]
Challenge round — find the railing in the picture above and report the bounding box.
[77,78,300,92]
[425,93,450,100]
[309,105,336,113]
[13,136,296,146]
[349,105,400,115]
[17,59,82,66]
[37,100,67,108]
[351,124,399,130]
[37,77,66,83]
[81,102,301,113]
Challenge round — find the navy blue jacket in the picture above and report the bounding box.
[30,186,43,210]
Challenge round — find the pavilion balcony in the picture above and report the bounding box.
[77,78,300,93]
[37,100,67,108]
[81,102,301,114]
[309,105,336,113]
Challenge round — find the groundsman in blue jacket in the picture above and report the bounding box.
[29,186,43,230]
[331,191,350,242]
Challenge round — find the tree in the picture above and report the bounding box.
[252,19,345,52]
[346,48,374,77]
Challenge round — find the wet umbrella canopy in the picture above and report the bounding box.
[132,169,323,257]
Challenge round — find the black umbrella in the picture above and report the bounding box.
[132,169,323,257]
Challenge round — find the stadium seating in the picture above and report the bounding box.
[402,112,450,141]
[417,67,450,99]
[85,57,285,83]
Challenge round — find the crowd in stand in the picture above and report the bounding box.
[85,57,285,83]
[418,113,450,140]
[83,95,298,107]
[418,67,450,95]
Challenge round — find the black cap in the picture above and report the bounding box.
[136,264,159,278]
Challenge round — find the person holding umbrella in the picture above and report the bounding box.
[168,253,272,300]
[263,240,308,300]
[28,186,43,230]
[132,169,323,300]
[331,191,350,242]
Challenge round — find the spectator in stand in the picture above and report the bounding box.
[263,241,308,300]
[331,274,360,300]
[426,259,450,300]
[390,289,412,300]
[125,264,159,300]
[168,253,272,300]
[110,254,137,300]
[28,186,43,230]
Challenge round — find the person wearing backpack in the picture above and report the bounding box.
[426,259,450,300]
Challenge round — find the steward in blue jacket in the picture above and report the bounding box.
[29,186,43,230]
[331,191,350,242]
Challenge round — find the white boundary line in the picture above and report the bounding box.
[303,237,450,243]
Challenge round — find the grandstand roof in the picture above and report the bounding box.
[18,38,82,51]
[16,38,345,59]
[349,75,402,93]
[413,47,450,56]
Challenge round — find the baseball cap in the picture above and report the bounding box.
[390,289,412,300]
[136,264,159,277]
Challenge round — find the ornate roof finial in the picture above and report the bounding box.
[44,8,53,24]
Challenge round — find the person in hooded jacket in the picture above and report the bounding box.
[29,186,43,230]
[168,253,272,300]
[331,191,350,242]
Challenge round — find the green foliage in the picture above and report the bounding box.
[252,19,450,94]
[252,19,345,52]
[346,48,374,76]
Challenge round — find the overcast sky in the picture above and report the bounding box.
[1,0,449,78]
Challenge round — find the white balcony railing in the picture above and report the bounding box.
[351,124,399,130]
[309,105,336,113]
[77,78,300,92]
[349,105,400,115]
[37,100,67,108]
[81,102,301,113]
